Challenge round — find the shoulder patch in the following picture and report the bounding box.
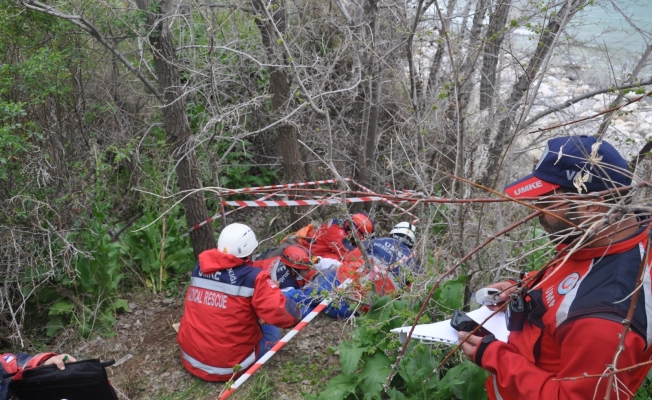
[558,272,580,295]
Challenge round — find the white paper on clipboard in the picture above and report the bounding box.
[391,306,509,345]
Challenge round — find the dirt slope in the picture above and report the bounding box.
[72,292,351,399]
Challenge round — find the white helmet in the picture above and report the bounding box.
[217,223,258,258]
[390,222,416,248]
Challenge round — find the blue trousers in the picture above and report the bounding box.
[257,324,281,359]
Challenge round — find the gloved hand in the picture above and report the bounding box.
[313,257,341,272]
[283,287,324,318]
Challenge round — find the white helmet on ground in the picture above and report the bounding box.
[217,223,258,258]
[390,221,416,248]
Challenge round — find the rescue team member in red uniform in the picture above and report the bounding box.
[458,136,651,399]
[252,245,353,319]
[299,212,374,260]
[252,245,317,290]
[177,223,301,382]
[1,353,76,400]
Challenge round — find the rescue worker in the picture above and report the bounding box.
[1,353,76,400]
[252,245,318,290]
[343,222,420,294]
[253,245,353,319]
[389,221,417,249]
[177,223,301,382]
[458,135,651,399]
[299,212,375,260]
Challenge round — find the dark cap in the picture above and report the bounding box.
[504,135,631,198]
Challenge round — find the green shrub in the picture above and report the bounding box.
[122,210,195,295]
[311,275,489,400]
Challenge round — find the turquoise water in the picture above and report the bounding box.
[513,1,652,85]
[574,1,651,54]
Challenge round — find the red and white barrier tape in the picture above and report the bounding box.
[351,181,420,224]
[219,196,382,208]
[218,302,327,400]
[185,178,355,235]
[215,177,351,195]
[184,191,282,235]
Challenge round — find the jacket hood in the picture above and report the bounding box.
[198,248,247,273]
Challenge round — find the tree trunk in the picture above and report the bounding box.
[479,0,512,111]
[425,0,457,99]
[480,0,586,188]
[136,0,215,258]
[252,0,306,223]
[437,0,488,194]
[358,0,381,204]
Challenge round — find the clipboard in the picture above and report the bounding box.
[391,306,509,345]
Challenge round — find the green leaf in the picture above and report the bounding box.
[454,364,489,400]
[398,344,441,392]
[386,387,409,400]
[45,317,65,337]
[434,275,467,312]
[113,298,130,312]
[436,363,489,399]
[317,373,358,400]
[358,352,392,396]
[48,299,74,316]
[339,342,369,374]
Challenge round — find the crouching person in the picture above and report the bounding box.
[254,245,354,319]
[342,222,421,296]
[177,223,301,382]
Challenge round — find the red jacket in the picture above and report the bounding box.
[480,221,652,399]
[299,219,353,260]
[251,256,316,290]
[177,249,300,382]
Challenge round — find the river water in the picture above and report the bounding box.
[513,0,652,85]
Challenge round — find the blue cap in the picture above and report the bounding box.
[505,136,631,198]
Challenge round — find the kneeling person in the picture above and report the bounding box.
[255,245,354,319]
[177,223,301,382]
[343,221,421,294]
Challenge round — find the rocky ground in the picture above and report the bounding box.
[67,290,352,400]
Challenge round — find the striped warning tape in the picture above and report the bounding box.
[215,177,351,195]
[185,178,353,235]
[351,181,420,224]
[184,191,282,236]
[220,196,382,207]
[218,302,327,400]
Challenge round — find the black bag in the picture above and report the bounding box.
[9,359,118,400]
